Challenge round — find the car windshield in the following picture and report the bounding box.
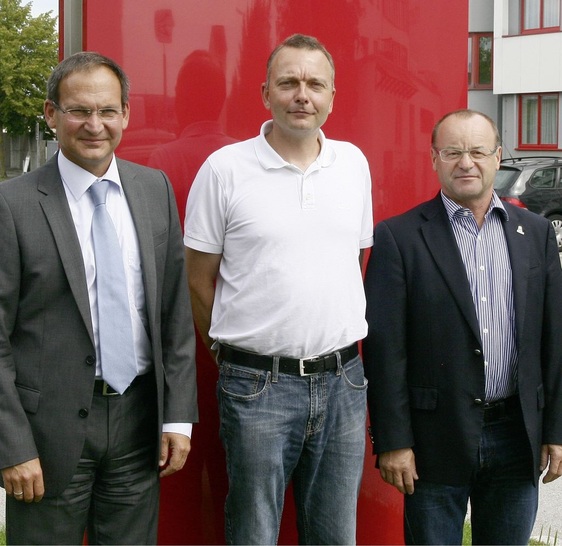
[494,168,520,190]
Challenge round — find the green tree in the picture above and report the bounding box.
[0,0,58,179]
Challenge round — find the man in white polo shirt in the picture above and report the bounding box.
[184,34,373,545]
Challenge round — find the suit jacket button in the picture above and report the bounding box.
[474,399,483,405]
[474,349,482,356]
[85,355,96,366]
[79,408,89,418]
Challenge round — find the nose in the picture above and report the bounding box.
[458,151,475,168]
[294,82,309,103]
[83,113,105,132]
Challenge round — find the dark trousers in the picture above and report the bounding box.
[404,403,537,545]
[7,375,159,545]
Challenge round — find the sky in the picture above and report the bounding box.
[28,0,59,17]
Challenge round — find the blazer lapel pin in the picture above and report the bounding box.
[517,225,525,235]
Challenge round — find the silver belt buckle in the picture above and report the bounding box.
[299,356,321,376]
[102,381,119,396]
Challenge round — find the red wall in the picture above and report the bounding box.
[77,0,468,543]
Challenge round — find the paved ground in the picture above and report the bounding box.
[532,477,562,541]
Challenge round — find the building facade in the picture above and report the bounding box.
[470,0,562,158]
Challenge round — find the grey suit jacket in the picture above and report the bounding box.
[0,154,197,496]
[363,193,562,485]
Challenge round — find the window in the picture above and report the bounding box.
[519,94,559,149]
[529,168,557,188]
[522,0,560,33]
[468,33,493,89]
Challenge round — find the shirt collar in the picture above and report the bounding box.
[58,151,123,201]
[254,120,336,171]
[440,190,509,223]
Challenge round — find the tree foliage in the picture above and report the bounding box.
[0,0,58,135]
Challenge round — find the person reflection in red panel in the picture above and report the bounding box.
[149,50,237,223]
[149,50,236,544]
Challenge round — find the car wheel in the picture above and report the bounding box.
[548,214,562,252]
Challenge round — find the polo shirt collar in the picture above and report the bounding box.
[255,120,336,170]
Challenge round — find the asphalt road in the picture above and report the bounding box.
[0,479,560,538]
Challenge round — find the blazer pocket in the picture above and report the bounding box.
[409,386,438,411]
[16,384,40,414]
[527,260,542,277]
[537,384,545,411]
[153,228,168,249]
[410,387,439,410]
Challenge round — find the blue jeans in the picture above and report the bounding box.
[404,406,537,545]
[218,353,367,545]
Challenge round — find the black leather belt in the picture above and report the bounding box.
[94,373,153,396]
[218,343,359,376]
[483,395,519,423]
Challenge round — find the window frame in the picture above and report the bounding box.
[518,93,560,150]
[468,32,493,90]
[521,0,561,35]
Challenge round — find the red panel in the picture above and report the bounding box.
[81,1,468,543]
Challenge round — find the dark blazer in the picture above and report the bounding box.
[363,193,562,485]
[0,155,197,496]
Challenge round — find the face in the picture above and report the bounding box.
[44,65,130,177]
[431,113,501,210]
[261,47,335,141]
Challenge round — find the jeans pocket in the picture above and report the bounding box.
[219,362,270,400]
[341,357,368,390]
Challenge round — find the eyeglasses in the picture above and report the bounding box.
[50,101,124,122]
[433,147,499,163]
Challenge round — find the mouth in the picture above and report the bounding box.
[455,173,480,181]
[81,138,106,146]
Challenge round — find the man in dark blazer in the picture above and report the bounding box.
[0,52,197,544]
[364,109,562,545]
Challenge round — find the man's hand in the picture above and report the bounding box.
[379,448,418,495]
[159,432,191,478]
[540,444,562,483]
[2,458,44,503]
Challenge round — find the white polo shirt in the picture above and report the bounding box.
[184,121,373,358]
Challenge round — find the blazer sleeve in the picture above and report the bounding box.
[539,222,562,444]
[0,191,40,469]
[158,173,198,424]
[363,220,415,454]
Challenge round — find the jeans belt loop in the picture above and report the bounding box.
[272,356,280,383]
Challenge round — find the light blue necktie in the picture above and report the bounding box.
[90,179,137,394]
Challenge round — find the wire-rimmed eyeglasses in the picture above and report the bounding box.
[50,101,124,122]
[433,147,499,163]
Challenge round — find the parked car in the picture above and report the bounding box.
[494,156,562,250]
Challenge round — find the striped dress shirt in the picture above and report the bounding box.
[441,191,517,402]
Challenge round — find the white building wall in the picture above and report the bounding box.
[470,0,494,31]
[494,33,562,94]
[468,0,497,120]
[492,0,562,156]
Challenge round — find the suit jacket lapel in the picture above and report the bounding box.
[38,164,94,343]
[420,196,483,343]
[118,161,157,331]
[502,210,529,345]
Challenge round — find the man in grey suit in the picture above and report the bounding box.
[0,52,197,544]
